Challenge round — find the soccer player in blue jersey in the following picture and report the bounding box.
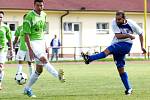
[81,10,146,95]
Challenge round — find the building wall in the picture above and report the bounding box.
[2,10,150,55]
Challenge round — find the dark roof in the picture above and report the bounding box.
[0,0,150,12]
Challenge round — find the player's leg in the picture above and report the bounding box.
[113,42,133,95]
[81,45,114,64]
[0,49,7,90]
[118,67,132,95]
[51,48,54,61]
[32,40,65,81]
[26,51,34,76]
[0,63,4,90]
[114,55,132,95]
[55,49,59,61]
[15,50,26,73]
[27,61,34,76]
[40,56,65,82]
[24,64,42,97]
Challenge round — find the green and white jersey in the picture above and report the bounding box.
[15,25,27,51]
[0,23,11,49]
[23,10,46,41]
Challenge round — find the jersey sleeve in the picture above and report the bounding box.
[15,26,21,37]
[5,26,11,40]
[23,14,32,34]
[127,19,143,35]
[111,19,121,34]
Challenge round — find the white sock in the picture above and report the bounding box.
[25,71,39,90]
[43,63,58,78]
[0,71,4,81]
[28,65,34,76]
[17,64,22,73]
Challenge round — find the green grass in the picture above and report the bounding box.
[0,61,150,100]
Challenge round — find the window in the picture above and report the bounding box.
[96,23,109,34]
[64,22,80,32]
[4,21,18,31]
[4,21,18,41]
[9,24,16,31]
[74,24,79,31]
[64,22,72,32]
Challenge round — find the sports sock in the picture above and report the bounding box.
[120,72,132,90]
[0,71,4,81]
[43,62,58,78]
[28,64,34,76]
[25,71,40,90]
[17,64,22,73]
[89,52,107,61]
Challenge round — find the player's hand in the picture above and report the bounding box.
[141,48,146,54]
[45,47,50,59]
[130,35,135,40]
[47,50,50,59]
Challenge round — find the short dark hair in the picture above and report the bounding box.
[34,0,44,4]
[116,10,125,19]
[0,11,4,15]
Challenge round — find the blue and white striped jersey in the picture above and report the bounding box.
[111,18,143,44]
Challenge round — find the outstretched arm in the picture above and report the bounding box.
[139,34,146,54]
[25,34,34,61]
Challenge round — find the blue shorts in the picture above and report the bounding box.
[52,48,59,54]
[107,42,132,68]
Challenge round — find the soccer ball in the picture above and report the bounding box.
[15,72,28,85]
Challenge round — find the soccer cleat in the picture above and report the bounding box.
[58,69,65,83]
[24,88,36,97]
[81,52,90,64]
[125,88,133,95]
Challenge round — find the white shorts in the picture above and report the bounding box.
[31,40,47,63]
[0,48,7,63]
[16,49,31,61]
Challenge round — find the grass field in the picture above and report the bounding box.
[0,61,150,100]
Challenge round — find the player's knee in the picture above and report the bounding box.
[36,65,43,74]
[40,56,47,64]
[117,67,125,74]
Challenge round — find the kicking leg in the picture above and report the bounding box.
[24,64,42,97]
[40,56,65,82]
[81,48,110,64]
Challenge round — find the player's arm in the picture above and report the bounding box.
[13,36,19,49]
[45,41,50,59]
[23,14,34,60]
[25,34,34,61]
[6,26,13,58]
[13,26,20,48]
[130,19,146,54]
[115,33,135,40]
[138,34,146,54]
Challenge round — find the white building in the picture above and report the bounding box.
[0,0,150,59]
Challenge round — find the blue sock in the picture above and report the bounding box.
[120,72,132,90]
[89,52,106,61]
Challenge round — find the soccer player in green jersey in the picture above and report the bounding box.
[23,0,65,97]
[13,14,34,76]
[0,11,13,90]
